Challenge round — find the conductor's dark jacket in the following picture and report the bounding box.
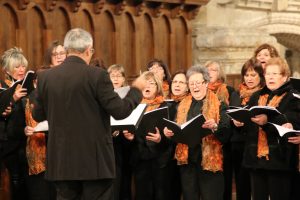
[33,56,142,181]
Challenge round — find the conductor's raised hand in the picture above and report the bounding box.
[146,127,161,143]
[13,84,27,101]
[123,130,135,141]
[163,127,174,138]
[131,75,147,92]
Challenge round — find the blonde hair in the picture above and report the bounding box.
[265,57,291,77]
[140,71,163,96]
[1,47,28,74]
[204,60,226,82]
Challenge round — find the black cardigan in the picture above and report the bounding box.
[243,81,300,171]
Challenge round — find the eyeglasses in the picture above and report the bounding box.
[146,81,157,87]
[52,51,66,57]
[110,75,123,79]
[149,65,163,71]
[90,48,95,55]
[172,80,187,85]
[265,72,282,77]
[188,80,205,87]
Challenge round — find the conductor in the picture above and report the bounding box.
[32,28,144,200]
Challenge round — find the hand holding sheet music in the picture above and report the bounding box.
[33,120,49,132]
[226,105,281,123]
[268,123,300,137]
[163,114,211,147]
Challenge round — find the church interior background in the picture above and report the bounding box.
[1,0,300,199]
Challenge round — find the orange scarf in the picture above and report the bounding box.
[239,83,261,106]
[142,95,164,112]
[174,90,223,172]
[4,78,13,87]
[170,92,188,102]
[208,80,230,106]
[257,92,286,159]
[162,81,170,99]
[25,99,46,175]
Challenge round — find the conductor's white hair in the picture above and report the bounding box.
[64,28,93,53]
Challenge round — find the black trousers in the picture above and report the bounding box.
[222,143,232,200]
[250,169,292,200]
[54,179,113,200]
[180,163,224,200]
[231,142,251,200]
[27,172,56,200]
[290,171,300,200]
[133,159,171,200]
[1,143,29,200]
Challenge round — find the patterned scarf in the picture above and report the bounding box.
[257,92,286,159]
[162,81,170,99]
[25,99,46,175]
[141,95,164,112]
[4,78,13,87]
[208,80,230,106]
[174,90,223,172]
[239,83,261,106]
[170,92,188,102]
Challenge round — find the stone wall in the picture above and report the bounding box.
[193,0,300,77]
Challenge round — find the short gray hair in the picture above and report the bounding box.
[1,47,28,73]
[186,65,210,83]
[64,28,93,53]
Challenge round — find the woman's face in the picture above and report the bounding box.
[11,64,26,81]
[109,70,125,89]
[256,49,271,69]
[171,73,188,96]
[265,64,287,91]
[244,69,261,89]
[188,73,207,100]
[51,45,66,67]
[207,63,219,83]
[148,63,165,81]
[142,78,158,100]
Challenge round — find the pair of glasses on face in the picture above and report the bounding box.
[188,80,205,87]
[149,66,163,71]
[265,72,282,77]
[110,75,123,79]
[90,48,95,55]
[52,51,66,57]
[146,81,157,87]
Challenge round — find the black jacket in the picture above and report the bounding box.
[243,81,300,171]
[33,56,142,180]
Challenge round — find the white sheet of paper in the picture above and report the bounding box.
[269,123,300,137]
[34,120,49,132]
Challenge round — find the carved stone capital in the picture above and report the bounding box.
[135,2,146,16]
[94,0,106,14]
[170,4,184,18]
[46,0,58,11]
[114,1,127,15]
[17,0,30,10]
[71,0,83,12]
